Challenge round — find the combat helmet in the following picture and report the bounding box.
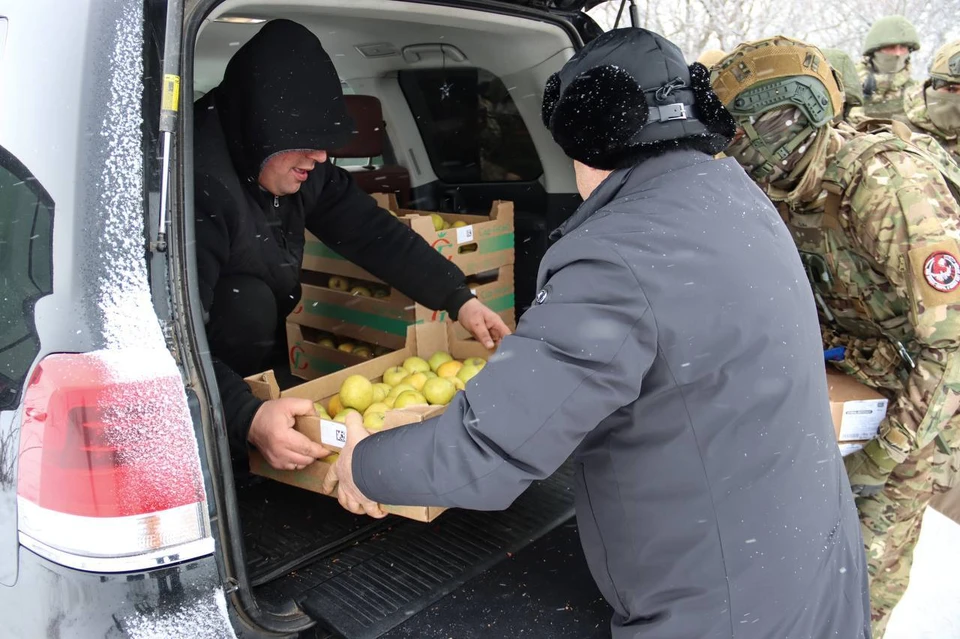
[862,16,920,56]
[823,47,864,107]
[929,40,960,87]
[711,37,843,177]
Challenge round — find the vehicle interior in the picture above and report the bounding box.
[188,2,590,636]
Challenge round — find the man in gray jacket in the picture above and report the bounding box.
[324,28,871,638]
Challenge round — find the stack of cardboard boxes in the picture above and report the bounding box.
[285,194,516,380]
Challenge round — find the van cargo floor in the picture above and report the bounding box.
[252,463,577,639]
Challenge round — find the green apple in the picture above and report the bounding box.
[402,356,431,374]
[423,377,456,405]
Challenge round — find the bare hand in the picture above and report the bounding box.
[248,398,331,470]
[457,298,511,349]
[321,412,387,518]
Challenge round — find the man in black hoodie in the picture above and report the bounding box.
[193,20,510,470]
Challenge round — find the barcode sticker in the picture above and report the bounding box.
[320,420,347,449]
[456,225,474,243]
[838,399,888,441]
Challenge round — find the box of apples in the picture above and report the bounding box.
[245,322,496,522]
[287,264,515,356]
[301,193,515,280]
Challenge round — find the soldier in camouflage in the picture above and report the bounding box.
[712,37,960,638]
[856,16,921,120]
[823,47,865,124]
[896,40,960,165]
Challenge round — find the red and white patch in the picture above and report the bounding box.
[923,251,960,292]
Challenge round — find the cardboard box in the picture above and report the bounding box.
[837,440,870,457]
[286,323,394,380]
[826,370,889,442]
[288,265,515,351]
[302,195,515,278]
[246,323,496,522]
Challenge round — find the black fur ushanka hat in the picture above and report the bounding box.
[541,28,736,170]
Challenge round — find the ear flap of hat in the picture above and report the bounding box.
[542,73,562,129]
[688,62,736,151]
[546,65,648,169]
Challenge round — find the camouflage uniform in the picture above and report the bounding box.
[895,41,960,166]
[713,37,960,638]
[856,61,917,120]
[856,16,921,120]
[823,48,865,125]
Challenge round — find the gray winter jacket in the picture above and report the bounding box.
[353,150,870,639]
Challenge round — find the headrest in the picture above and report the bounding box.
[331,95,384,158]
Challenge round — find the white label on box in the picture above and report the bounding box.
[470,288,477,295]
[456,225,474,244]
[838,399,888,441]
[320,420,347,449]
[838,442,866,457]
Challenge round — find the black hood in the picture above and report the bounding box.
[214,19,354,182]
[541,28,735,169]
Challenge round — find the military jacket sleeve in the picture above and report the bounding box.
[848,150,960,462]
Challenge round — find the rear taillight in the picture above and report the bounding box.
[17,351,213,572]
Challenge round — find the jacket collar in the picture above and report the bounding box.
[551,149,713,240]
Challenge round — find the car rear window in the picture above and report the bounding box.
[0,146,53,410]
[399,68,543,184]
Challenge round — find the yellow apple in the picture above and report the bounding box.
[372,383,391,403]
[339,375,374,412]
[401,372,428,391]
[428,351,454,372]
[452,221,467,228]
[436,360,463,379]
[338,342,356,353]
[319,338,336,349]
[450,377,466,391]
[333,409,360,423]
[457,364,483,384]
[353,346,373,359]
[394,390,428,409]
[429,213,445,232]
[327,394,344,416]
[402,356,431,374]
[363,411,386,430]
[350,286,371,297]
[386,383,416,400]
[364,402,389,417]
[423,377,457,405]
[328,276,350,291]
[314,401,330,418]
[463,357,487,368]
[382,366,408,387]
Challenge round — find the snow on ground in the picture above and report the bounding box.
[884,508,960,639]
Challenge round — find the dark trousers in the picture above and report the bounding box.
[206,275,284,377]
[206,274,302,389]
